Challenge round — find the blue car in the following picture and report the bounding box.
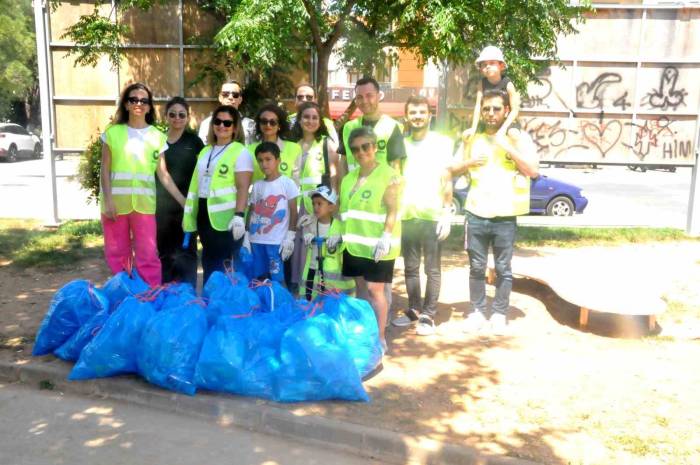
[452,175,588,216]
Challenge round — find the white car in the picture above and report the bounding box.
[0,123,42,162]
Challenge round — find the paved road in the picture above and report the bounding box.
[0,157,695,228]
[0,382,378,465]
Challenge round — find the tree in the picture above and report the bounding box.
[0,0,38,124]
[57,0,589,117]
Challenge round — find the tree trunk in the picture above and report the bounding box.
[315,48,331,118]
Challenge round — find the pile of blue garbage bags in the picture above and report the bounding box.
[32,269,382,402]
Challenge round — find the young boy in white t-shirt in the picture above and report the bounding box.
[244,142,299,284]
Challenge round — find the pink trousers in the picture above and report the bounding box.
[101,212,161,286]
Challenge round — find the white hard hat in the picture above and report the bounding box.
[475,46,506,67]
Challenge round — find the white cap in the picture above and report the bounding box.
[308,185,337,205]
[475,46,506,67]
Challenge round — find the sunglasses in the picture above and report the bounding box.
[213,118,234,128]
[349,142,373,154]
[220,91,241,98]
[482,105,503,113]
[127,97,150,105]
[296,95,314,102]
[259,118,279,127]
[167,112,187,119]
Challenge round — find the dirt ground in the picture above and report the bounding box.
[1,242,699,465]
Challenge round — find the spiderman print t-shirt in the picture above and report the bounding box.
[248,175,300,245]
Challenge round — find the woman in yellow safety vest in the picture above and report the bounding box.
[336,126,402,352]
[100,82,186,287]
[181,105,254,284]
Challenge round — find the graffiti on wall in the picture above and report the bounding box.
[576,73,631,111]
[641,66,688,111]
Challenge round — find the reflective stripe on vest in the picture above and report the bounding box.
[465,133,530,218]
[302,220,355,299]
[342,115,401,171]
[299,137,328,213]
[249,140,302,183]
[182,143,246,232]
[100,124,165,215]
[339,163,401,260]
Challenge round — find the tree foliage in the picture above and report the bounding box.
[0,0,36,120]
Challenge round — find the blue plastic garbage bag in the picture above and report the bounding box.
[100,270,149,312]
[276,314,369,402]
[205,281,261,327]
[137,302,208,395]
[234,246,255,281]
[195,312,285,399]
[54,309,110,362]
[203,270,249,300]
[157,282,196,311]
[252,280,295,314]
[33,280,109,356]
[314,293,382,378]
[69,296,156,380]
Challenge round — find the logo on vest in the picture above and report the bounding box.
[377,140,387,151]
[361,190,372,200]
[152,150,159,160]
[218,164,229,175]
[280,162,288,172]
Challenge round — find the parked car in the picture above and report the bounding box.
[0,123,42,162]
[627,165,676,173]
[452,175,589,217]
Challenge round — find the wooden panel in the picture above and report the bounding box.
[574,62,637,112]
[643,9,700,59]
[119,49,180,98]
[189,101,218,131]
[49,1,112,42]
[54,103,115,148]
[52,49,118,97]
[183,49,227,98]
[119,2,180,44]
[183,0,226,44]
[557,9,642,57]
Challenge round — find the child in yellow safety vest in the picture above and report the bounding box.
[301,186,355,300]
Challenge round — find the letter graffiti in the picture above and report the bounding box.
[522,69,553,109]
[622,117,675,160]
[642,66,688,111]
[521,118,586,158]
[576,73,631,111]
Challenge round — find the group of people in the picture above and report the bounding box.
[99,46,538,351]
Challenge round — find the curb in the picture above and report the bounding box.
[0,357,541,465]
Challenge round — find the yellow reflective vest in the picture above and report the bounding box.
[298,137,330,213]
[100,124,166,215]
[339,164,401,260]
[342,115,402,171]
[182,143,246,232]
[465,133,530,218]
[248,139,302,183]
[302,220,355,298]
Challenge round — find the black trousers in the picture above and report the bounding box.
[156,209,197,287]
[196,198,241,285]
[401,218,442,318]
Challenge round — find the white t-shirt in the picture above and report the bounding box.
[100,126,168,154]
[198,114,255,145]
[248,176,299,245]
[197,145,254,198]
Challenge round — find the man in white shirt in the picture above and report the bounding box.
[199,80,255,145]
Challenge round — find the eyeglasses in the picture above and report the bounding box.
[296,95,314,102]
[213,118,234,128]
[349,142,373,154]
[167,112,187,119]
[127,97,150,106]
[481,105,503,113]
[259,118,279,127]
[220,91,241,99]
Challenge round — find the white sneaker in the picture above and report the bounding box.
[489,313,508,335]
[391,308,419,327]
[416,316,436,336]
[462,310,487,333]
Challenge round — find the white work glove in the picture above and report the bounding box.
[241,231,252,254]
[279,230,296,261]
[303,232,314,247]
[435,208,452,241]
[326,235,341,253]
[373,232,392,262]
[228,215,246,241]
[297,214,313,229]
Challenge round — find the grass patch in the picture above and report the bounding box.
[444,224,696,250]
[0,219,102,269]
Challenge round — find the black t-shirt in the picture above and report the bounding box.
[338,117,406,163]
[156,130,204,214]
[481,75,512,93]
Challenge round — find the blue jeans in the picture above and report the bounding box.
[465,212,516,316]
[251,243,285,284]
[401,218,441,318]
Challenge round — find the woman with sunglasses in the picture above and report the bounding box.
[100,82,185,287]
[336,126,402,353]
[156,97,204,286]
[248,103,302,184]
[182,105,254,284]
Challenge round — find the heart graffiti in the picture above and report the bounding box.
[581,120,622,158]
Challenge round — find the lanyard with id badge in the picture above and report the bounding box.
[199,143,231,197]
